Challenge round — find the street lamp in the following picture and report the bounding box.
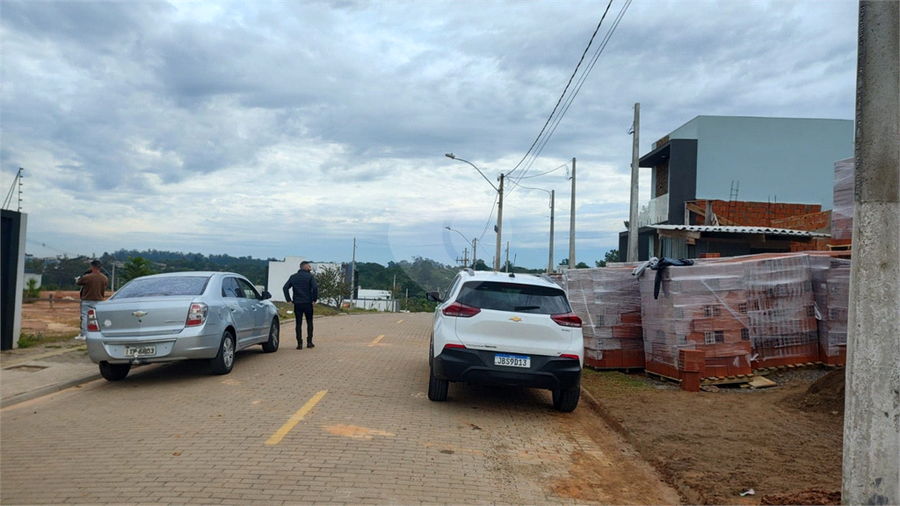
[445,226,477,269]
[445,153,504,271]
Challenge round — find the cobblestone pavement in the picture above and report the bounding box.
[1,312,678,505]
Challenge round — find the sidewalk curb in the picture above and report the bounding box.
[1,371,102,409]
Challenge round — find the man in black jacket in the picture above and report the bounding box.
[283,261,319,349]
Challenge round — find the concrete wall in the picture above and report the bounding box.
[668,116,854,209]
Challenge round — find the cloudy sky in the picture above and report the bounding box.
[1,0,858,270]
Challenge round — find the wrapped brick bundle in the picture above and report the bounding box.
[742,254,819,368]
[809,254,850,365]
[638,258,752,380]
[831,158,854,246]
[564,266,644,369]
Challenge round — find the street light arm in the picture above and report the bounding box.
[445,226,473,247]
[445,153,498,191]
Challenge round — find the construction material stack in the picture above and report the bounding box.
[809,254,851,365]
[564,266,644,369]
[638,259,753,380]
[743,254,820,368]
[831,158,854,248]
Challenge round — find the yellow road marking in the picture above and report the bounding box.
[368,335,385,347]
[265,390,327,445]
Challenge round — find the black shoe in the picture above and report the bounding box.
[296,344,303,350]
[307,343,315,348]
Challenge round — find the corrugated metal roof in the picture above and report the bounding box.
[652,224,830,238]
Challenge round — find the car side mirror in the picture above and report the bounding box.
[261,291,272,300]
[425,291,442,303]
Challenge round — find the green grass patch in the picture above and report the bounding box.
[582,369,656,398]
[17,331,76,349]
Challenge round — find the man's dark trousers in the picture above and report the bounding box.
[294,302,314,348]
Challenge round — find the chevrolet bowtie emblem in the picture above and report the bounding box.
[509,316,522,322]
[132,311,148,318]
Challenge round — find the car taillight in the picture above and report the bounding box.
[86,309,100,332]
[443,343,466,350]
[560,353,580,360]
[551,312,582,328]
[186,303,208,327]
[442,302,481,318]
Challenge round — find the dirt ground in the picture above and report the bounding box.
[19,291,83,338]
[17,294,844,505]
[581,367,844,505]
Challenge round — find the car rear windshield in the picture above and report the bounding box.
[111,276,211,299]
[456,281,572,314]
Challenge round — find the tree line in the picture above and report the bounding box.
[26,248,620,311]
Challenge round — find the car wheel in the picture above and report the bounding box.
[552,387,580,412]
[99,361,131,381]
[427,361,449,401]
[210,330,236,375]
[262,319,279,353]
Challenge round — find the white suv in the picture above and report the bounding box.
[425,270,584,412]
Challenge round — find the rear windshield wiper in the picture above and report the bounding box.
[514,305,541,311]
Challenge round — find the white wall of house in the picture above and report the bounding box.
[267,257,343,302]
[350,289,398,312]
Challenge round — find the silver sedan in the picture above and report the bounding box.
[86,271,280,381]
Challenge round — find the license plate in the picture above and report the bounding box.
[494,353,530,368]
[124,345,156,358]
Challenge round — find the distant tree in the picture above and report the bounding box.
[23,278,40,299]
[315,265,350,308]
[120,256,155,284]
[473,259,490,271]
[595,249,620,267]
[575,262,589,269]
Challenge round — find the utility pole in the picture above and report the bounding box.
[472,238,477,269]
[628,103,640,262]
[504,241,510,272]
[495,174,504,271]
[350,238,357,301]
[842,2,899,505]
[548,189,555,274]
[568,158,576,269]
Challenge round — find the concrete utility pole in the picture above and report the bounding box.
[628,103,640,262]
[472,238,477,269]
[549,189,555,274]
[842,3,899,505]
[495,174,504,271]
[350,237,357,301]
[568,158,576,269]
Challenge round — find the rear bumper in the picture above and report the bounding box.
[433,348,581,391]
[86,328,222,364]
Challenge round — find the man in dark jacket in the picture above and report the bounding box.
[282,261,318,349]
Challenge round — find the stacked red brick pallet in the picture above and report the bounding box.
[564,266,645,370]
[809,254,851,365]
[564,252,850,381]
[831,158,854,248]
[637,253,842,380]
[741,254,819,369]
[638,258,754,380]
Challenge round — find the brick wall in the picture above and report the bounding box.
[695,200,822,227]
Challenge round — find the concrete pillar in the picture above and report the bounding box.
[842,2,900,505]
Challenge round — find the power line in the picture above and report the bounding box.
[506,0,616,182]
[508,0,632,192]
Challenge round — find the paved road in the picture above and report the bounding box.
[1,312,678,505]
